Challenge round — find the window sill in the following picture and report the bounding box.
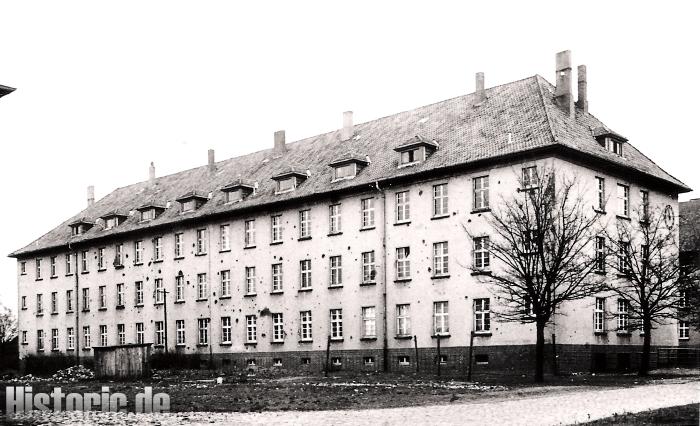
[398,160,421,168]
[593,208,606,215]
[243,245,257,250]
[50,275,58,280]
[679,337,690,341]
[114,265,124,270]
[173,256,185,261]
[154,302,165,306]
[50,312,58,316]
[327,232,343,237]
[219,342,232,346]
[270,241,283,246]
[298,236,312,241]
[134,304,144,308]
[394,221,411,227]
[218,295,231,300]
[270,290,284,295]
[473,332,492,337]
[82,347,92,351]
[82,309,90,313]
[244,342,257,346]
[471,208,491,214]
[21,308,27,311]
[37,349,45,353]
[298,288,312,293]
[330,338,344,342]
[97,268,107,272]
[471,270,492,276]
[194,253,207,257]
[196,344,209,347]
[243,293,257,298]
[175,343,186,347]
[115,305,125,310]
[271,341,285,345]
[395,335,413,340]
[431,334,451,338]
[394,278,412,283]
[65,273,74,277]
[360,337,377,341]
[133,262,144,266]
[66,348,75,352]
[66,310,74,314]
[195,298,208,302]
[81,271,90,275]
[98,307,107,311]
[431,214,450,221]
[51,349,59,352]
[21,342,28,346]
[298,339,313,344]
[153,259,164,264]
[616,215,631,221]
[328,285,343,289]
[616,331,632,336]
[360,281,376,287]
[219,249,231,254]
[594,331,608,336]
[35,278,43,282]
[174,300,186,304]
[359,226,376,232]
[431,274,450,280]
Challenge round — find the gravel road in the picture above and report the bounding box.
[6,380,699,425]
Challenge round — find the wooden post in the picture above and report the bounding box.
[414,335,419,373]
[324,335,331,377]
[552,333,558,376]
[467,331,475,381]
[436,336,442,377]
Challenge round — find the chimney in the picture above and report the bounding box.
[341,111,354,141]
[208,149,215,172]
[475,72,486,105]
[554,50,574,118]
[273,130,286,154]
[149,162,156,183]
[576,65,588,113]
[87,185,95,207]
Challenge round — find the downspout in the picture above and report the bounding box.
[376,181,389,372]
[69,243,80,366]
[207,223,214,368]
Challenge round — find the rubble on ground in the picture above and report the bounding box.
[7,365,95,384]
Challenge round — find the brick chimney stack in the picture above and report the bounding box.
[576,65,588,113]
[475,72,486,105]
[149,162,156,183]
[208,149,215,172]
[87,185,95,207]
[341,111,354,141]
[554,50,574,119]
[274,130,286,154]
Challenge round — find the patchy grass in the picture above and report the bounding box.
[584,403,699,425]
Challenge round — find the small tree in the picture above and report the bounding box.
[599,203,695,376]
[0,304,18,343]
[467,166,601,382]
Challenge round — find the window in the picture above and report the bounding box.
[174,233,184,258]
[474,299,490,333]
[135,281,144,306]
[329,204,342,234]
[20,330,26,345]
[20,261,26,275]
[361,198,375,229]
[475,354,489,365]
[361,251,376,284]
[361,307,376,338]
[271,263,283,292]
[396,304,411,336]
[50,256,57,277]
[679,320,690,340]
[244,219,256,247]
[116,283,125,307]
[433,242,449,276]
[82,288,90,311]
[220,270,231,297]
[473,176,490,210]
[679,290,689,309]
[277,177,295,193]
[196,229,208,255]
[245,267,256,295]
[21,296,26,310]
[595,177,606,211]
[51,329,59,351]
[81,250,88,272]
[433,184,448,217]
[245,315,257,343]
[300,311,312,341]
[36,294,43,314]
[117,324,126,345]
[66,253,72,274]
[114,244,123,267]
[97,248,105,270]
[136,322,146,345]
[299,210,311,239]
[473,237,490,270]
[37,330,44,351]
[140,209,156,222]
[396,247,411,280]
[67,327,75,350]
[175,274,185,302]
[271,215,283,243]
[330,309,343,340]
[300,260,312,289]
[522,166,538,190]
[594,297,605,333]
[334,163,356,180]
[219,224,230,251]
[595,236,606,272]
[197,273,208,300]
[640,190,649,221]
[98,286,106,309]
[35,259,42,279]
[617,184,629,217]
[398,356,411,366]
[606,137,623,156]
[272,313,284,342]
[155,321,164,346]
[618,241,630,273]
[153,237,163,261]
[100,325,108,347]
[400,149,420,165]
[176,320,185,345]
[363,356,375,366]
[154,279,164,304]
[83,326,91,349]
[617,299,629,333]
[66,290,73,312]
[181,199,197,213]
[329,256,342,287]
[134,241,144,264]
[395,191,410,223]
[51,292,57,313]
[221,317,232,344]
[439,355,448,365]
[433,301,449,335]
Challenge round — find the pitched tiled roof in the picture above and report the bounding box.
[680,199,700,253]
[10,75,691,257]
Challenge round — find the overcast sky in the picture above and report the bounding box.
[1,1,698,312]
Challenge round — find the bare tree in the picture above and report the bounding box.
[467,166,601,382]
[0,303,18,343]
[599,202,695,376]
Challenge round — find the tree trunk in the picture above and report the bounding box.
[535,321,546,382]
[640,319,652,377]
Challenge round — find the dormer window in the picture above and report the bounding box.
[176,192,208,213]
[136,204,166,222]
[101,212,127,230]
[69,219,93,236]
[222,180,255,203]
[592,127,627,158]
[272,170,308,194]
[329,156,369,182]
[394,135,438,167]
[606,137,623,156]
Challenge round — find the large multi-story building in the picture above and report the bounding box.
[679,199,700,347]
[0,84,15,99]
[10,51,691,374]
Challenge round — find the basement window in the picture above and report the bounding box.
[398,356,411,366]
[301,357,311,365]
[273,358,283,367]
[247,359,256,367]
[363,356,375,366]
[475,354,489,365]
[331,357,342,367]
